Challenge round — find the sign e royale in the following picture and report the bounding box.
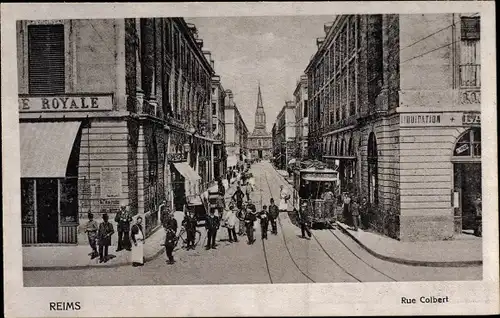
[19,94,113,112]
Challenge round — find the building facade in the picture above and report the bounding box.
[293,75,309,160]
[247,85,273,160]
[211,74,227,180]
[18,18,220,245]
[274,101,296,170]
[305,14,481,241]
[224,90,249,169]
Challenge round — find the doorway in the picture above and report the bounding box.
[454,163,481,231]
[36,178,59,243]
[258,150,263,159]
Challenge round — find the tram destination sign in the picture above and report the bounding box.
[18,94,113,112]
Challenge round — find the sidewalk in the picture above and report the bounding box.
[336,222,482,267]
[23,224,166,271]
[23,181,241,271]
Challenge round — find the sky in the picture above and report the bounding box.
[186,16,335,133]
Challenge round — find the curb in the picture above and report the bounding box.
[23,245,166,271]
[268,162,482,268]
[336,222,482,268]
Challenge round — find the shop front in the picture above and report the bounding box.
[20,121,82,244]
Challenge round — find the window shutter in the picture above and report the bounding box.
[28,25,65,94]
[461,17,480,40]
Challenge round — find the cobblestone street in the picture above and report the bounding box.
[24,161,482,287]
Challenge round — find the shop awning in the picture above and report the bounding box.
[20,121,81,178]
[173,162,201,182]
[227,155,237,167]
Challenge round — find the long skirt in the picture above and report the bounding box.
[131,238,144,265]
[279,199,288,211]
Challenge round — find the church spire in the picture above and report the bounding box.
[253,83,267,133]
[257,83,263,109]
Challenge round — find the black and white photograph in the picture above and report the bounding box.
[2,2,498,317]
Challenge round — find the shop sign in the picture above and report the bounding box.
[100,167,122,198]
[400,112,464,127]
[455,144,469,155]
[99,199,120,214]
[18,94,113,112]
[462,112,481,126]
[166,153,186,162]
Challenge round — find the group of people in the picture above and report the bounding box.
[84,203,145,266]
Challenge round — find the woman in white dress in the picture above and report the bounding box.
[279,185,290,211]
[130,216,145,267]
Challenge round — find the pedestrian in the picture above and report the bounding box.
[164,222,177,265]
[84,212,99,259]
[268,198,279,235]
[236,203,246,236]
[244,203,258,244]
[97,213,114,263]
[279,185,290,212]
[359,197,369,229]
[322,185,335,221]
[232,186,245,212]
[473,193,482,237]
[205,208,220,250]
[130,216,145,267]
[115,203,133,252]
[245,181,252,202]
[299,202,312,239]
[342,192,352,226]
[259,205,269,240]
[351,198,360,231]
[182,208,198,250]
[224,204,238,243]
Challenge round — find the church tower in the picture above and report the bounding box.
[248,83,272,160]
[253,84,268,135]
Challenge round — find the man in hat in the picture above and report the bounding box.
[97,213,115,263]
[268,198,279,235]
[205,208,220,250]
[115,203,133,252]
[299,201,312,239]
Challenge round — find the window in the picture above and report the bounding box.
[367,132,378,205]
[21,179,35,225]
[460,17,481,87]
[349,16,356,53]
[165,20,172,53]
[60,178,78,223]
[28,24,65,94]
[349,61,356,116]
[212,101,217,115]
[454,128,481,157]
[212,87,216,95]
[330,45,335,75]
[212,123,217,132]
[303,100,308,118]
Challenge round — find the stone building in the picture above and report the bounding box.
[293,75,309,160]
[18,18,220,245]
[273,101,296,170]
[211,74,227,180]
[247,85,273,160]
[305,14,481,241]
[224,90,249,169]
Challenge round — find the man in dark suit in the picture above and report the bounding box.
[205,208,220,250]
[97,213,115,263]
[268,198,279,235]
[299,202,312,239]
[182,208,198,250]
[164,212,178,264]
[115,204,133,252]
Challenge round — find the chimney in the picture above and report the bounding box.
[316,37,325,48]
[324,22,334,34]
[203,50,212,64]
[225,89,234,105]
[196,39,203,49]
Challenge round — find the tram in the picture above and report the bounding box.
[291,161,339,228]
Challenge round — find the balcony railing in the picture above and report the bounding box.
[460,64,481,88]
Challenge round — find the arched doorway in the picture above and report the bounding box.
[367,132,378,205]
[452,128,481,235]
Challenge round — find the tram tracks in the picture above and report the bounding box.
[262,162,399,283]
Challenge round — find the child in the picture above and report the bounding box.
[84,212,99,259]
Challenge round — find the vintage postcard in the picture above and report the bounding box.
[2,1,498,317]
